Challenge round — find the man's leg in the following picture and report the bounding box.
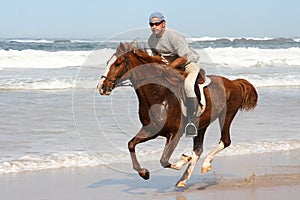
[184,62,201,137]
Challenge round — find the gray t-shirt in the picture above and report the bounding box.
[148,28,199,63]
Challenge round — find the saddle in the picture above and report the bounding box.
[196,68,206,84]
[181,68,211,117]
[148,62,210,116]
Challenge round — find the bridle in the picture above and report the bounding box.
[101,51,167,89]
[100,55,132,87]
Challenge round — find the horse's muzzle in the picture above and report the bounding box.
[98,83,112,95]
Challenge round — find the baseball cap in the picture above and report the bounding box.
[149,12,165,23]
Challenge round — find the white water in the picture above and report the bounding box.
[1,48,300,69]
[0,139,299,175]
[0,48,299,90]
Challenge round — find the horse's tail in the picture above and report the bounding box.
[234,79,258,111]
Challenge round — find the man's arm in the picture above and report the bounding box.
[169,55,187,68]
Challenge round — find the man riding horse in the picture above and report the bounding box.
[97,12,258,187]
[148,11,201,137]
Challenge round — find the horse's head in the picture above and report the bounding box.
[97,42,135,95]
[97,41,166,95]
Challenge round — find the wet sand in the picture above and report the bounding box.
[1,149,299,200]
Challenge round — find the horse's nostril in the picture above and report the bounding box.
[100,85,112,95]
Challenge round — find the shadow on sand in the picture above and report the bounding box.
[88,172,222,195]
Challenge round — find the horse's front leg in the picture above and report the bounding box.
[159,127,184,169]
[160,126,195,171]
[170,153,192,170]
[128,127,156,180]
[176,127,207,188]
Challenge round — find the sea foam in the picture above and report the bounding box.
[201,47,300,68]
[1,47,299,69]
[0,139,299,175]
[0,47,299,90]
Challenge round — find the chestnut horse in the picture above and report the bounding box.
[97,42,258,188]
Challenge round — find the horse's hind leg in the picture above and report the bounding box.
[201,109,237,173]
[128,127,157,180]
[201,141,225,174]
[176,127,207,188]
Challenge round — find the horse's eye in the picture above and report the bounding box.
[115,62,121,67]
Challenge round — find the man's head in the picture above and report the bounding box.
[149,12,166,37]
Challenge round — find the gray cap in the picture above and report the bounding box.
[149,12,165,23]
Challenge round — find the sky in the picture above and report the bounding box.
[1,0,299,39]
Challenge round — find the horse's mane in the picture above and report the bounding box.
[116,41,185,97]
[131,44,184,82]
[116,41,165,64]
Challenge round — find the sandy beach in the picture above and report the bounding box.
[1,149,299,200]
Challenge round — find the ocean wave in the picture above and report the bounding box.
[200,47,300,68]
[103,36,281,44]
[6,39,101,44]
[0,49,112,69]
[294,38,300,42]
[0,152,101,175]
[6,37,300,44]
[1,39,105,51]
[2,37,300,52]
[219,139,300,156]
[189,36,299,43]
[227,74,300,88]
[8,39,54,43]
[0,79,76,90]
[188,37,300,49]
[1,71,299,91]
[0,47,299,90]
[1,47,300,69]
[0,139,299,175]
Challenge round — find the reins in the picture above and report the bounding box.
[108,51,167,88]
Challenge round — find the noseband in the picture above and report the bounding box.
[101,56,131,87]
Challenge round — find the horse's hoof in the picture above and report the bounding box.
[139,168,150,180]
[202,166,212,174]
[160,161,171,168]
[176,181,186,188]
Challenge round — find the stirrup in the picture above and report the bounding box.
[184,122,197,137]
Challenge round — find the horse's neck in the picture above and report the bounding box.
[134,51,165,65]
[130,63,184,107]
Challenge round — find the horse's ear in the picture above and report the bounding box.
[119,42,126,51]
[117,42,126,55]
[135,40,140,50]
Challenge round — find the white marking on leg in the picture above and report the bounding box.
[202,141,225,173]
[198,84,206,115]
[176,151,200,188]
[171,153,192,170]
[196,77,211,116]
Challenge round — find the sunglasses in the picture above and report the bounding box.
[149,21,164,27]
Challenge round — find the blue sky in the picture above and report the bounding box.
[1,0,299,39]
